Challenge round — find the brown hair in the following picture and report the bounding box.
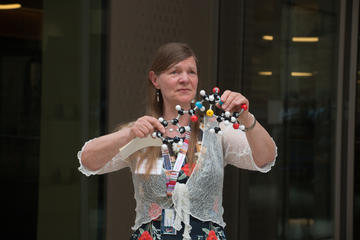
[139,42,200,175]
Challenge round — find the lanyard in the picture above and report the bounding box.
[161,132,190,196]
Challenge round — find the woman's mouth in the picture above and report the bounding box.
[177,88,191,92]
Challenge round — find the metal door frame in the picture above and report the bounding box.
[335,0,358,239]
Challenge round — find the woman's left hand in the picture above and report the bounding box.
[219,90,249,113]
[218,90,277,168]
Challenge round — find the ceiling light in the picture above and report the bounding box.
[291,72,313,77]
[0,3,22,10]
[292,37,319,42]
[258,71,273,76]
[262,35,274,41]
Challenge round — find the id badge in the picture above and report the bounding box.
[161,208,177,235]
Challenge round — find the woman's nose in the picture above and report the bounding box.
[178,72,190,83]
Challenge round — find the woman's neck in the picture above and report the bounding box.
[163,102,191,126]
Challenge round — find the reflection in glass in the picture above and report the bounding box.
[0,0,105,239]
[36,1,105,239]
[219,0,338,239]
[0,5,42,238]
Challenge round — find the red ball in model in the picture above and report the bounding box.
[212,87,220,94]
[190,115,198,122]
[241,104,248,111]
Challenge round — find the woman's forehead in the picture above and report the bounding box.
[168,57,197,69]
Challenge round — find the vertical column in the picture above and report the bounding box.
[345,1,359,239]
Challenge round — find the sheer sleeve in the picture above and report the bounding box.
[221,125,277,173]
[77,139,130,176]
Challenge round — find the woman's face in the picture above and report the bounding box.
[151,57,198,107]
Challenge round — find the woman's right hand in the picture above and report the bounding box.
[129,116,165,138]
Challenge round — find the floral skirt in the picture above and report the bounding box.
[130,215,226,240]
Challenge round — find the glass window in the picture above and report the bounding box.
[0,3,42,238]
[220,0,338,239]
[0,1,106,239]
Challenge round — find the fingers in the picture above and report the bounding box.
[220,90,232,108]
[131,120,148,138]
[146,117,166,134]
[220,90,249,113]
[227,94,249,113]
[131,116,165,138]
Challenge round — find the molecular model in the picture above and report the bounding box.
[152,87,248,148]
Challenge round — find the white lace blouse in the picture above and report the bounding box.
[78,119,277,239]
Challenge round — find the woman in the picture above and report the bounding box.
[78,42,277,240]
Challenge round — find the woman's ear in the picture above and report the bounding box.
[149,71,159,89]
